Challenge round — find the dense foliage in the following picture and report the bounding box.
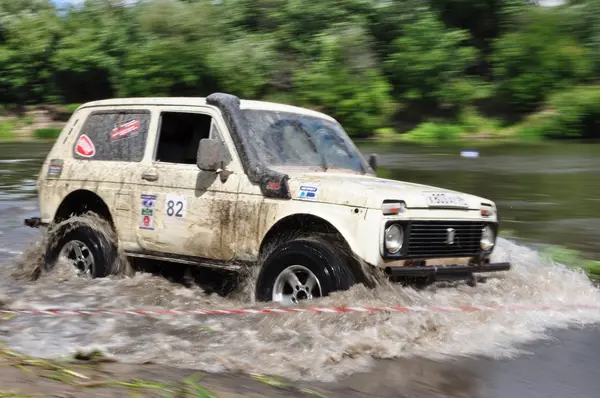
[1,0,599,139]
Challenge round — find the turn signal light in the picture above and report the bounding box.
[382,201,406,215]
[481,204,495,217]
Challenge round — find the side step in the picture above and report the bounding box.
[124,252,243,272]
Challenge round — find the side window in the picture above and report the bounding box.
[155,112,212,164]
[209,120,232,166]
[73,110,150,161]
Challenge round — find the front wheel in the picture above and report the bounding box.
[43,216,117,278]
[255,236,358,304]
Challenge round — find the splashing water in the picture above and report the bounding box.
[0,231,599,383]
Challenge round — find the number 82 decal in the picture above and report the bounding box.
[165,194,187,219]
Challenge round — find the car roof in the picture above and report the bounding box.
[78,97,336,122]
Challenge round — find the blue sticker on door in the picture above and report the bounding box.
[140,194,156,230]
[298,185,318,200]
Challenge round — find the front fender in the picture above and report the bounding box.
[258,199,382,266]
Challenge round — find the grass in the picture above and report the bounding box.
[0,346,329,397]
[65,104,81,114]
[0,347,217,397]
[33,127,61,139]
[497,229,599,281]
[0,120,15,140]
[541,245,600,280]
[250,373,329,398]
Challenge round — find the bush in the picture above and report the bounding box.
[65,104,81,114]
[401,122,462,142]
[513,124,546,142]
[541,86,600,139]
[34,128,62,139]
[457,106,501,134]
[0,121,15,140]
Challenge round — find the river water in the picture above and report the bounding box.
[0,141,599,396]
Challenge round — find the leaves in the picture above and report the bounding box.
[0,0,599,138]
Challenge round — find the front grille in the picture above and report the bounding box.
[406,221,484,259]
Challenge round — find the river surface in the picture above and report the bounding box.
[0,140,599,397]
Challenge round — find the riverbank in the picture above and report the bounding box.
[0,346,337,398]
[0,104,576,146]
[0,104,76,142]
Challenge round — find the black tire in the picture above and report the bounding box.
[255,236,358,303]
[43,218,117,278]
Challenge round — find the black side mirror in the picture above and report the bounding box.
[197,138,223,171]
[368,153,378,172]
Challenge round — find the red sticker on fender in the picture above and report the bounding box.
[75,134,95,157]
[111,119,140,141]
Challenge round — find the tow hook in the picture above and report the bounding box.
[24,217,42,228]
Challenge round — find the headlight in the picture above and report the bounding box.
[385,224,404,254]
[480,225,495,251]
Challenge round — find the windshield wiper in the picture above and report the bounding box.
[296,125,328,171]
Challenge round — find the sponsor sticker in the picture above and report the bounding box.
[47,159,64,177]
[75,134,95,158]
[165,194,187,219]
[140,194,156,230]
[424,192,469,208]
[111,119,141,141]
[266,181,280,191]
[298,185,318,200]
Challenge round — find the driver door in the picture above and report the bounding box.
[133,106,241,261]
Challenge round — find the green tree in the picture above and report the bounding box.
[0,9,59,105]
[52,1,131,102]
[492,8,592,112]
[293,25,394,136]
[120,0,218,96]
[383,8,477,111]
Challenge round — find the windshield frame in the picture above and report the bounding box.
[205,93,375,199]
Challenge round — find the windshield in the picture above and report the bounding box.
[241,109,368,173]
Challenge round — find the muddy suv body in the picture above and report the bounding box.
[27,93,510,304]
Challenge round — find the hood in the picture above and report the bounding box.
[286,172,487,210]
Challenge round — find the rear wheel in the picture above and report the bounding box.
[255,236,358,304]
[44,217,117,278]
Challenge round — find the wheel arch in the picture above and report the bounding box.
[53,189,115,228]
[258,213,361,263]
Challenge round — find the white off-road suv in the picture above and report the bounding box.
[25,93,510,304]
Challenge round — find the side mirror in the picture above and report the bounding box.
[197,138,223,171]
[368,153,378,172]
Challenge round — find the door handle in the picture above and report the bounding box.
[141,170,158,182]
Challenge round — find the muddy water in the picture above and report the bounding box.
[0,141,600,390]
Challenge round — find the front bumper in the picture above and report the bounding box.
[384,262,511,280]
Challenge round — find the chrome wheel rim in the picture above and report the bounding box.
[58,240,95,278]
[272,265,323,306]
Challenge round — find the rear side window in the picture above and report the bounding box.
[73,110,150,162]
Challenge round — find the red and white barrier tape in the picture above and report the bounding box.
[1,304,600,317]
